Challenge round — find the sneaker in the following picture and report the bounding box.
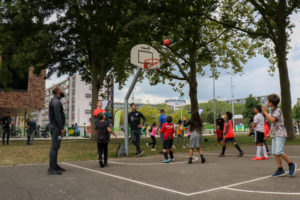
[172,145,176,149]
[261,156,269,160]
[163,159,170,163]
[238,152,244,157]
[146,143,149,148]
[201,158,206,164]
[137,150,144,157]
[188,158,193,164]
[99,161,105,168]
[272,169,286,177]
[170,158,175,162]
[151,148,156,151]
[251,157,262,161]
[218,154,225,157]
[289,163,297,177]
[56,165,66,172]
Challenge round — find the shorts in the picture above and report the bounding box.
[255,131,265,144]
[163,139,173,150]
[224,137,236,143]
[217,137,223,142]
[272,137,286,155]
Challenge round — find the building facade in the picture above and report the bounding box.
[36,74,112,127]
[165,99,186,111]
[0,67,45,128]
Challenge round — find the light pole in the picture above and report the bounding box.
[230,76,235,127]
[212,70,216,131]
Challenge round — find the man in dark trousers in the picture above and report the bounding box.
[1,112,11,145]
[48,86,66,175]
[128,103,146,157]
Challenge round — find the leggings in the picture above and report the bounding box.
[149,136,156,148]
[97,143,108,164]
[2,128,10,145]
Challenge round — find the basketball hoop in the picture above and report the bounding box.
[144,58,160,69]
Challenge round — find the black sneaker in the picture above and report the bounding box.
[289,163,297,177]
[48,169,62,175]
[188,158,193,164]
[137,150,144,157]
[201,157,206,164]
[99,161,105,168]
[56,165,66,172]
[272,169,286,177]
[238,152,244,157]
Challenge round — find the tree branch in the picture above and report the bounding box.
[196,29,228,49]
[205,14,269,38]
[168,55,190,80]
[156,69,186,80]
[287,0,300,15]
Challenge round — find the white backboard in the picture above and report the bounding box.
[130,44,160,69]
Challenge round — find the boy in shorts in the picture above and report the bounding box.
[248,105,268,160]
[160,116,175,163]
[219,112,244,157]
[262,94,297,177]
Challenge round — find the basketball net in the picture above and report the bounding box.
[144,58,160,69]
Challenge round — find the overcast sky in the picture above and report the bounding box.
[46,13,300,105]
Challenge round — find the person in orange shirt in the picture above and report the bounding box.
[219,112,244,157]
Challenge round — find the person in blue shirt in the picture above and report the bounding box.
[158,109,167,152]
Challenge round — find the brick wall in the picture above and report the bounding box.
[0,67,45,111]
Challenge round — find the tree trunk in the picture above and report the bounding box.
[90,63,105,140]
[188,56,199,114]
[274,1,295,140]
[276,47,295,140]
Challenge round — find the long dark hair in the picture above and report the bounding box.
[189,111,203,133]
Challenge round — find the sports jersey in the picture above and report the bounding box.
[224,120,234,138]
[160,123,175,140]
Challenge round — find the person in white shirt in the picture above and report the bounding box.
[248,105,268,160]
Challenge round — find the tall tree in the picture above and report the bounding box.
[143,0,256,114]
[46,0,141,138]
[0,0,54,88]
[208,0,300,139]
[242,94,260,123]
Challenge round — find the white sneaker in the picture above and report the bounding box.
[171,159,175,162]
[146,143,149,148]
[151,148,156,151]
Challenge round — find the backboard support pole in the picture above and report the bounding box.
[124,68,142,156]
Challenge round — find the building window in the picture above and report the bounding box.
[85,110,91,114]
[89,102,92,106]
[85,94,92,98]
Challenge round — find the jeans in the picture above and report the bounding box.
[97,143,108,164]
[272,137,286,155]
[131,130,141,154]
[2,127,10,145]
[49,126,61,170]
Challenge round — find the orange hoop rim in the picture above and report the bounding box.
[144,58,160,69]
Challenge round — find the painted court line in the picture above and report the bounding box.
[62,162,190,196]
[224,187,300,195]
[205,152,300,159]
[62,162,298,197]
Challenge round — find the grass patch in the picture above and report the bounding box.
[1,135,300,166]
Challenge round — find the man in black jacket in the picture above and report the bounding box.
[48,86,66,175]
[1,112,11,145]
[128,103,146,157]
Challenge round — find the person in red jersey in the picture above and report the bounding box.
[219,112,244,157]
[160,116,175,163]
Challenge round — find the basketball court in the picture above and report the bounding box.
[1,146,300,200]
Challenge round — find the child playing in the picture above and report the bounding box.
[176,120,185,148]
[183,112,206,164]
[214,125,223,146]
[148,122,157,151]
[248,105,268,160]
[95,112,117,168]
[262,94,297,177]
[263,113,271,154]
[219,112,244,157]
[160,116,175,163]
